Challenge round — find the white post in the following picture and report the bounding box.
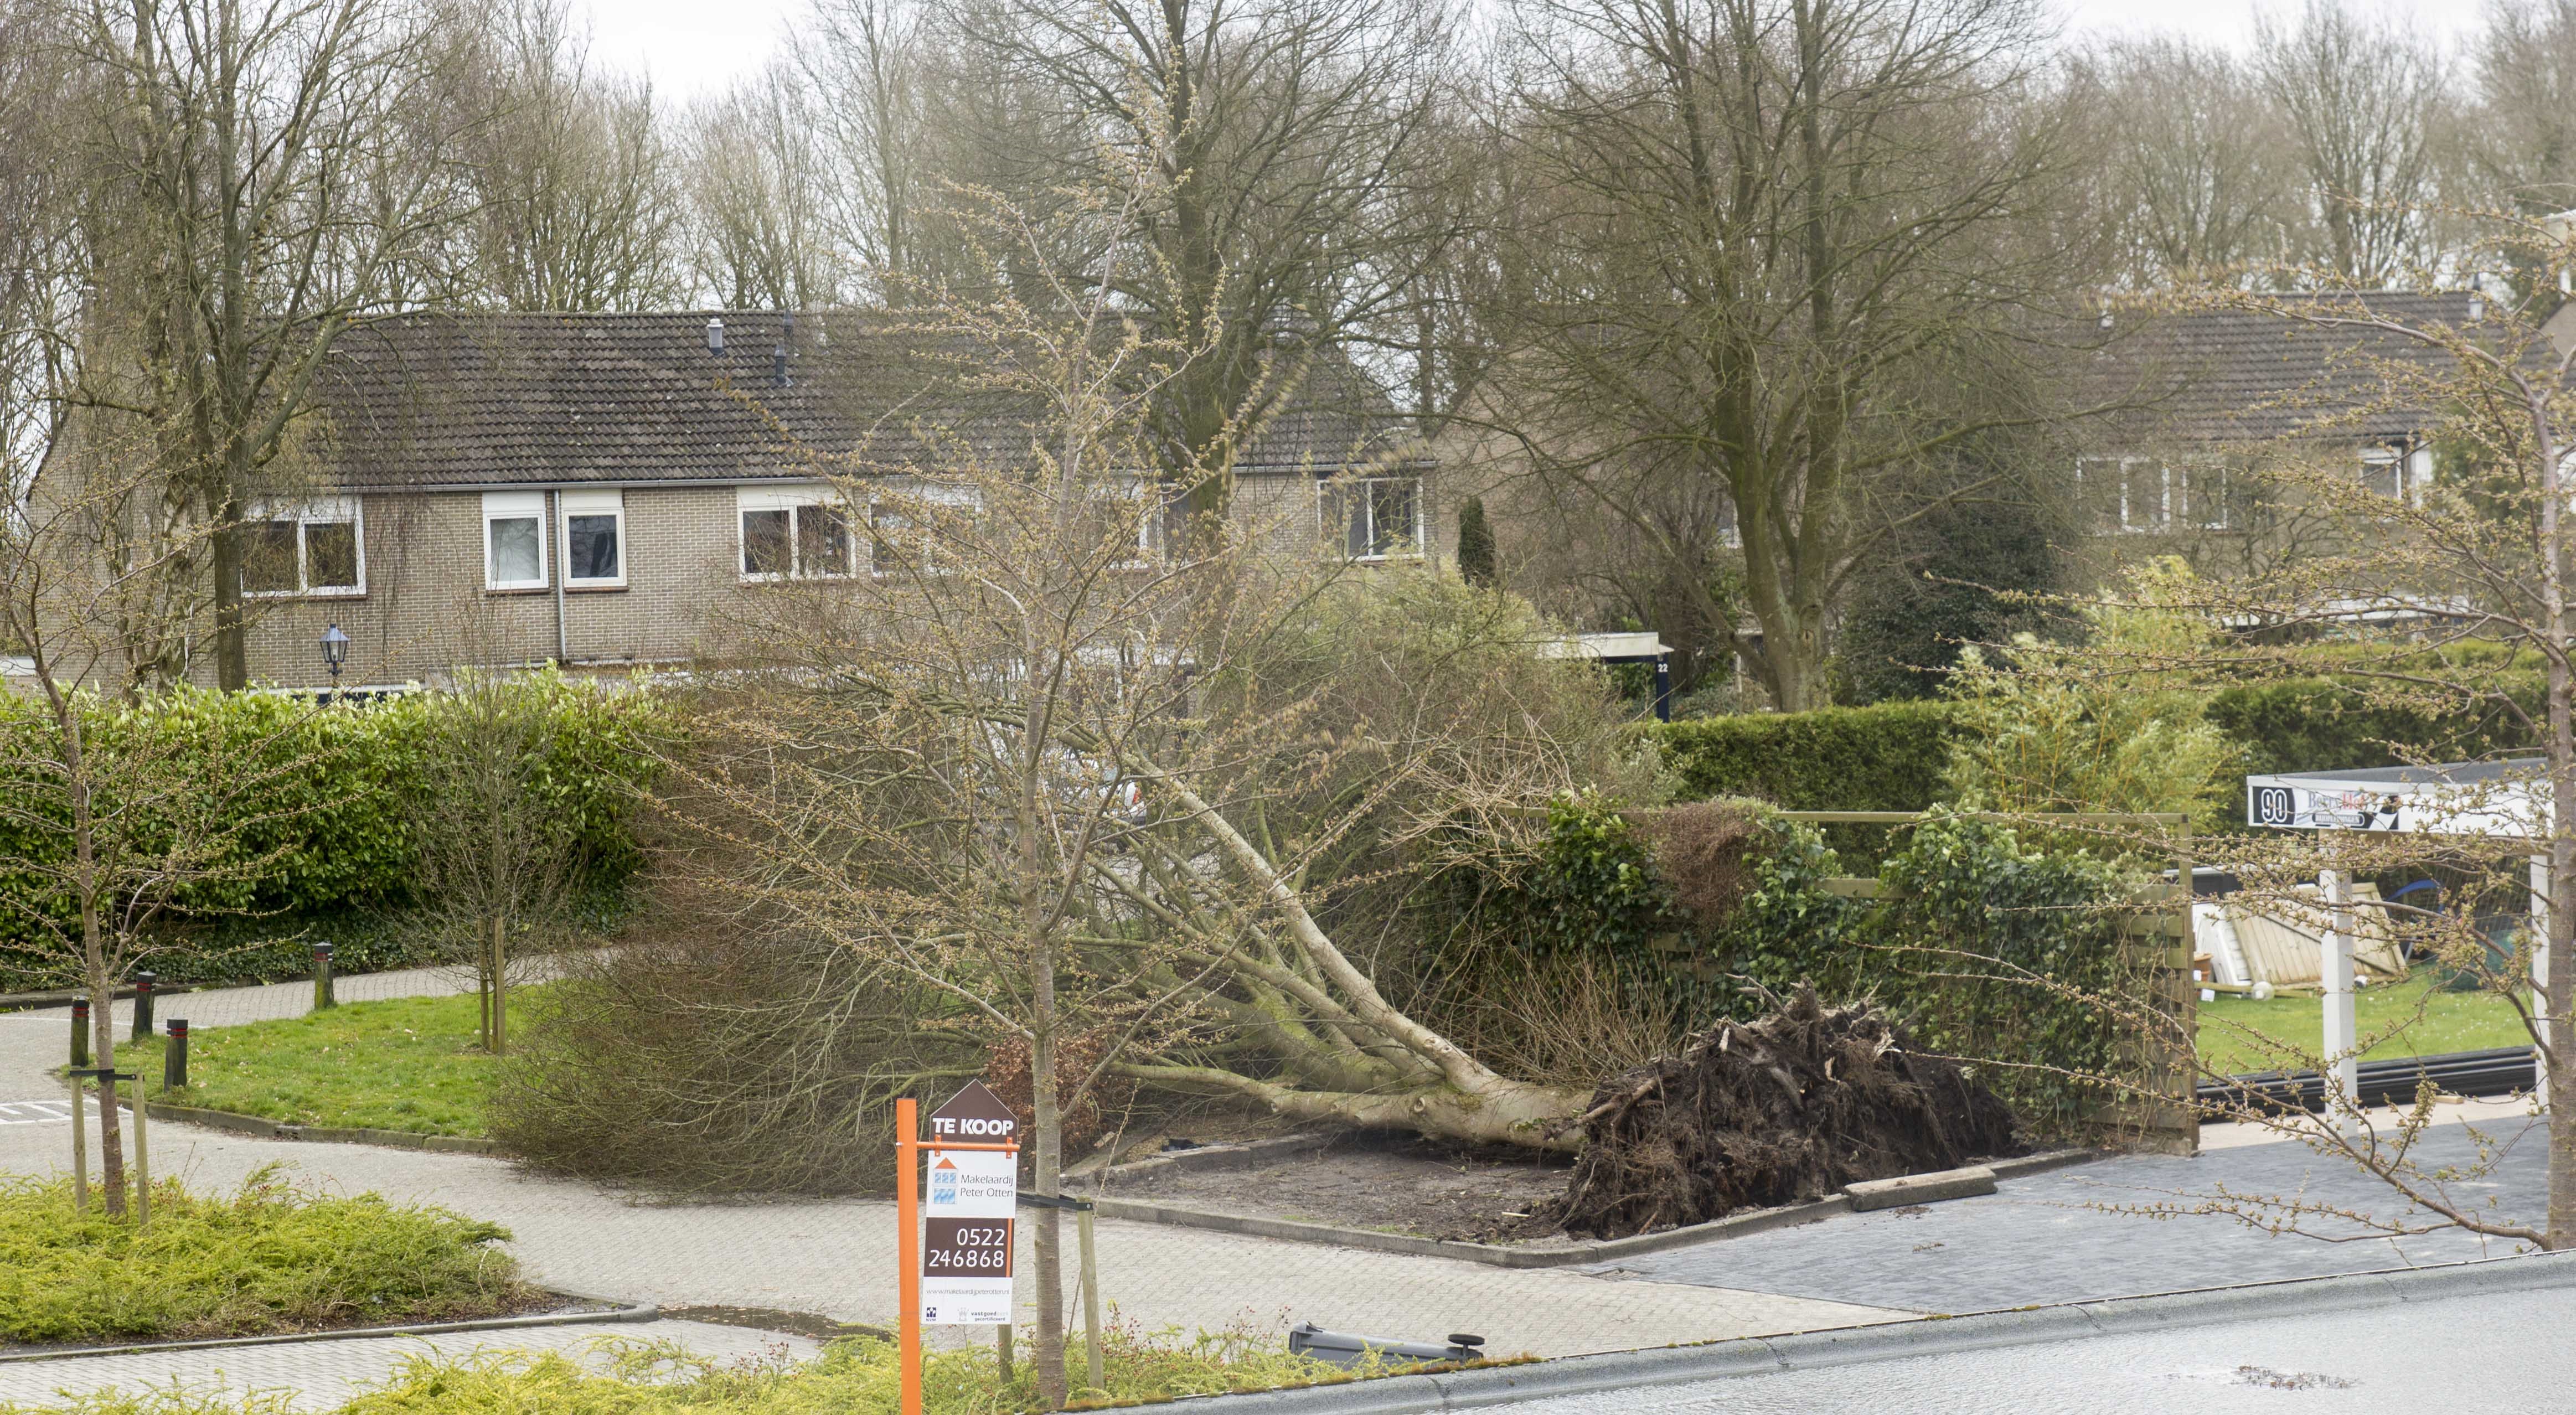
[2533,854,2553,1062]
[2320,861,2358,1125]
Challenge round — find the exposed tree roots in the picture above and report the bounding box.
[1548,987,2022,1238]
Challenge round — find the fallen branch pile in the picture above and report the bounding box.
[1549,988,2021,1238]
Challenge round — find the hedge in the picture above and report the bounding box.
[1653,702,1964,812]
[0,673,668,982]
[1656,676,2547,831]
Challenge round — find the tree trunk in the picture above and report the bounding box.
[211,515,247,692]
[87,976,125,1219]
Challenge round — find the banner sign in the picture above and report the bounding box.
[918,1083,1020,1326]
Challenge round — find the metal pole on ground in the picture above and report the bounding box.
[164,1020,188,1091]
[898,1096,922,1415]
[2320,853,2358,1127]
[131,973,154,1042]
[312,942,335,1011]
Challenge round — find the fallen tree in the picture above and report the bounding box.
[1550,988,2022,1237]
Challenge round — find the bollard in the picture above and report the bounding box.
[164,1020,189,1091]
[70,999,89,1068]
[312,942,335,1010]
[132,973,155,1042]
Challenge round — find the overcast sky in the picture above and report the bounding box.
[575,0,2490,102]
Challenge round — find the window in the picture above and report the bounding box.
[868,482,979,575]
[2076,457,2241,534]
[737,485,855,580]
[1320,476,1424,559]
[2361,441,2430,503]
[243,498,364,597]
[561,490,625,588]
[484,492,549,590]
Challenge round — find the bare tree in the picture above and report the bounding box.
[69,0,479,690]
[2079,35,2295,287]
[662,169,1634,1401]
[794,0,931,304]
[926,0,1464,521]
[452,0,686,311]
[1480,0,2095,710]
[2254,1,2455,288]
[680,56,845,309]
[2066,227,2576,1245]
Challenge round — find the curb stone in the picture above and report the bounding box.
[143,1101,501,1156]
[0,1292,657,1366]
[1086,1148,2097,1269]
[1184,1251,2576,1412]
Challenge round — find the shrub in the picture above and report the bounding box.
[0,673,668,985]
[1650,702,1961,812]
[0,1167,530,1343]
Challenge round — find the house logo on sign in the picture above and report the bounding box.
[928,1158,959,1207]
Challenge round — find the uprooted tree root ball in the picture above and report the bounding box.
[1547,988,2021,1238]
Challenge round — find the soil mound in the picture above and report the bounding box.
[1548,987,2021,1238]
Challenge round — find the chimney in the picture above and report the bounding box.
[706,317,725,356]
[776,311,794,387]
[773,343,789,388]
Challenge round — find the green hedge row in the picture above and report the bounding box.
[1655,676,2545,828]
[0,674,669,980]
[1654,702,1963,812]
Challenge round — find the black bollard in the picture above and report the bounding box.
[70,999,89,1068]
[132,972,155,1042]
[163,1020,188,1091]
[312,942,335,1011]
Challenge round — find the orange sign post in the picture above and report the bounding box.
[897,1096,922,1415]
[899,1085,1024,1415]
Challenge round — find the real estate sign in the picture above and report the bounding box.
[919,1082,1019,1326]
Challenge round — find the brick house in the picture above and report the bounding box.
[218,311,1433,690]
[2072,292,2484,580]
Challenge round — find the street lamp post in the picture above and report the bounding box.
[319,624,349,703]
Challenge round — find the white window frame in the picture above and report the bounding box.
[559,489,627,588]
[869,481,981,576]
[737,484,855,581]
[2361,440,2433,505]
[244,496,365,598]
[1319,474,1427,561]
[483,490,550,591]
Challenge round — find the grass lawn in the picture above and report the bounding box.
[0,1170,531,1344]
[2196,974,2533,1078]
[117,990,523,1138]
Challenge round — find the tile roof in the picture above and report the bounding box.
[309,311,1416,491]
[2083,291,2526,446]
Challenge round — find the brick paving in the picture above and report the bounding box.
[1596,1114,2551,1311]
